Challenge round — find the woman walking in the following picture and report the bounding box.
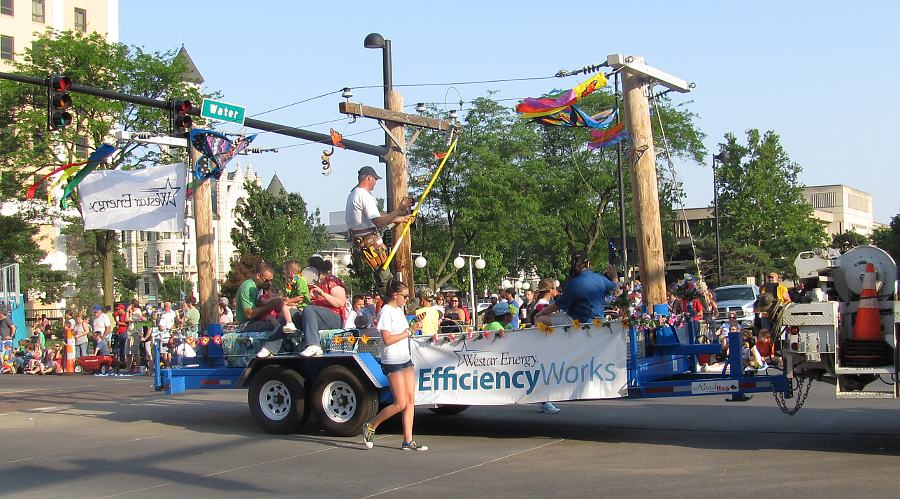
[363,281,428,451]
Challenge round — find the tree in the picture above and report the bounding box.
[708,130,828,281]
[220,253,263,303]
[158,276,192,303]
[405,90,705,293]
[231,180,329,285]
[871,214,900,265]
[62,219,137,310]
[0,213,68,302]
[830,231,869,251]
[0,30,208,306]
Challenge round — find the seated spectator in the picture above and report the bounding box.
[443,295,466,324]
[535,250,618,326]
[532,278,559,319]
[481,308,503,332]
[755,330,779,368]
[297,256,347,357]
[174,336,199,366]
[93,332,110,356]
[345,295,367,329]
[218,298,234,324]
[487,303,514,331]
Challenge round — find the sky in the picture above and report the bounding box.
[119,1,899,224]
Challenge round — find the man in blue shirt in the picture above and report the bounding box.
[535,250,619,325]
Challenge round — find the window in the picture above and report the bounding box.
[164,250,171,266]
[74,8,86,32]
[177,250,184,266]
[143,278,150,295]
[32,0,44,22]
[155,251,160,266]
[1,35,13,61]
[139,231,145,242]
[143,252,148,268]
[809,192,838,209]
[186,251,191,266]
[1,0,13,16]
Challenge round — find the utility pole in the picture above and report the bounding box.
[187,142,218,331]
[607,54,693,307]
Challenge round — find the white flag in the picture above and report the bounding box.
[78,163,186,231]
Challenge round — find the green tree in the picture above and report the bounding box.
[62,219,137,309]
[405,90,705,292]
[709,129,828,281]
[0,30,208,306]
[158,276,193,303]
[871,214,900,265]
[830,231,869,251]
[231,180,329,283]
[0,213,68,302]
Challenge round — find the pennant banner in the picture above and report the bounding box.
[78,163,186,231]
[412,325,627,406]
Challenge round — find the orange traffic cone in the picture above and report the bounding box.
[852,263,882,341]
[65,327,76,374]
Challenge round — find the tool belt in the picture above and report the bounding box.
[352,230,388,270]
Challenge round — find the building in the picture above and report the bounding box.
[0,0,118,71]
[802,185,875,236]
[118,163,260,303]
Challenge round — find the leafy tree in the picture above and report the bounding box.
[231,180,328,285]
[0,30,209,306]
[220,253,263,303]
[830,231,869,251]
[62,220,137,309]
[0,213,68,302]
[158,275,192,303]
[871,214,900,265]
[405,90,705,293]
[708,130,827,281]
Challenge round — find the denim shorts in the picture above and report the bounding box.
[381,360,413,376]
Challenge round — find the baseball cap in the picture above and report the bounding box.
[92,305,102,312]
[357,166,382,179]
[492,302,511,316]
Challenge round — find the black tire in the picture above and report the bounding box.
[312,365,378,437]
[248,365,310,434]
[428,405,469,416]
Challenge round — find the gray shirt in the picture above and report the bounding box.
[0,317,13,339]
[95,338,110,356]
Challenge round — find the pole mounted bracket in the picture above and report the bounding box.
[606,54,694,93]
[378,120,408,154]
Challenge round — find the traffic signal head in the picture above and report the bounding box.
[172,99,193,135]
[48,75,73,130]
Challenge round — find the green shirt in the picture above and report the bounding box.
[236,278,258,323]
[285,275,312,309]
[185,307,201,333]
[484,321,505,332]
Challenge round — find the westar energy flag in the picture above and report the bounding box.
[78,163,186,231]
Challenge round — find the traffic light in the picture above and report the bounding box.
[47,75,73,130]
[171,99,193,135]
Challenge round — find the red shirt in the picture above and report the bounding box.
[312,275,347,321]
[756,337,776,357]
[114,310,129,335]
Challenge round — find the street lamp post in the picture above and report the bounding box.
[712,151,728,287]
[364,32,393,212]
[453,254,485,327]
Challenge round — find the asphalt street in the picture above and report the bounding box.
[1,374,899,498]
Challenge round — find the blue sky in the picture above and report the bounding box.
[120,1,899,224]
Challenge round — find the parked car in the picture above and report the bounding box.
[712,284,759,326]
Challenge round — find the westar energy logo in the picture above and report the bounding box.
[87,176,181,213]
[418,340,618,395]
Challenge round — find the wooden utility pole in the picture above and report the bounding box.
[188,143,218,331]
[609,54,693,308]
[385,90,413,292]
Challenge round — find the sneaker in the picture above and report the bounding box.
[401,440,428,451]
[256,347,272,358]
[539,402,560,414]
[363,422,375,449]
[300,345,323,357]
[283,323,298,334]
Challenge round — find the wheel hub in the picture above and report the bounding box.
[322,380,357,423]
[259,379,291,421]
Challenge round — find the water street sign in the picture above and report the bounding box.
[200,99,246,125]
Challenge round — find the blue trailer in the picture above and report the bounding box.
[156,316,792,437]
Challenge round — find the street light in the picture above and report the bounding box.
[712,150,729,287]
[501,279,513,290]
[364,32,393,211]
[455,254,484,326]
[413,253,427,269]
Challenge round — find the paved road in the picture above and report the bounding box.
[1,374,899,498]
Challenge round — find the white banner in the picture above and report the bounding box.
[412,324,628,406]
[78,163,186,231]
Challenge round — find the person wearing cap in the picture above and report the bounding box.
[91,305,112,344]
[345,166,414,291]
[763,272,791,305]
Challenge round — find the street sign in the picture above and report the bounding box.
[200,99,245,125]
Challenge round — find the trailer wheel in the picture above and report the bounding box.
[312,365,378,437]
[248,365,310,434]
[428,405,469,416]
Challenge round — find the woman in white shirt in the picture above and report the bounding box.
[362,281,428,451]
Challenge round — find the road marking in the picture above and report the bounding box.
[100,436,390,498]
[359,438,566,498]
[32,406,58,411]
